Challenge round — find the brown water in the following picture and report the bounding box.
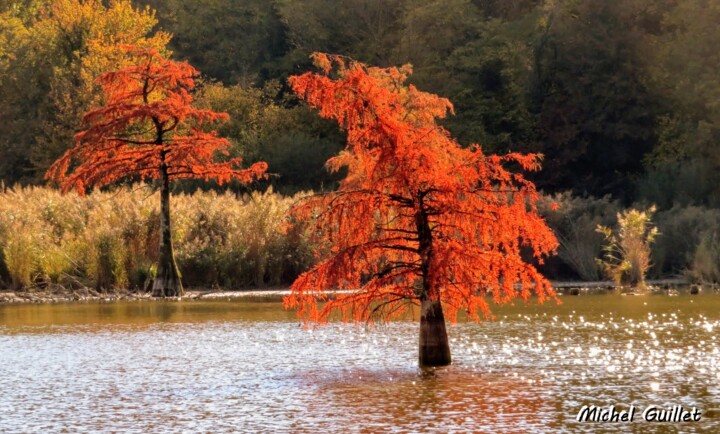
[0,294,718,433]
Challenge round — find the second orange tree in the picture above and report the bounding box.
[284,54,559,367]
[46,46,267,297]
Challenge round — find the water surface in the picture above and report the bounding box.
[1,294,718,433]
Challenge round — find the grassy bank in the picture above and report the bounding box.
[0,186,313,292]
[1,186,718,294]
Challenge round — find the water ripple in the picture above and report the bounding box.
[0,296,718,433]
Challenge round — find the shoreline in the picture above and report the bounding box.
[0,287,297,305]
[0,278,712,306]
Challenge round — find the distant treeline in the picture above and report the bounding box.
[1,0,719,207]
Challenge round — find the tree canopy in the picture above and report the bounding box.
[284,54,558,325]
[46,46,267,193]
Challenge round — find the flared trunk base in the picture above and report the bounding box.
[151,264,183,297]
[419,298,452,367]
[152,164,184,298]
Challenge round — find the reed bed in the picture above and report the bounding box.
[0,186,313,291]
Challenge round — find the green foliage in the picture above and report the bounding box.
[690,235,720,285]
[399,2,538,151]
[597,207,659,289]
[0,186,314,291]
[194,81,344,194]
[275,0,405,68]
[154,0,285,85]
[637,160,720,209]
[638,0,720,208]
[442,16,537,151]
[0,0,169,184]
[531,0,662,198]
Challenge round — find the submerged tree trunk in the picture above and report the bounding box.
[419,296,452,367]
[152,163,183,297]
[415,192,451,367]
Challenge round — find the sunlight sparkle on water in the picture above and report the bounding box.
[0,296,719,433]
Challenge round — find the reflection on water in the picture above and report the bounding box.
[0,298,296,331]
[0,295,718,432]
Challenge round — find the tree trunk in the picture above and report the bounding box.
[415,191,451,367]
[152,164,183,297]
[419,296,452,367]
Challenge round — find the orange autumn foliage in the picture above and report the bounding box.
[284,53,559,324]
[46,46,267,193]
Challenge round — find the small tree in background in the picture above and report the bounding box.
[46,46,267,297]
[284,53,558,367]
[597,206,659,289]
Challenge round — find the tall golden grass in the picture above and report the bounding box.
[4,186,719,292]
[0,186,313,291]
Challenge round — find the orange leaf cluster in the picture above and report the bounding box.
[46,46,267,193]
[284,53,559,324]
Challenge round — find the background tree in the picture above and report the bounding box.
[193,81,344,194]
[275,0,405,69]
[639,0,720,208]
[284,54,558,367]
[46,47,267,296]
[530,0,662,199]
[151,0,286,86]
[397,0,538,152]
[0,0,170,183]
[2,0,717,203]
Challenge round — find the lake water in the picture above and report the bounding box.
[0,294,718,433]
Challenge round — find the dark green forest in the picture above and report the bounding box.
[1,0,719,283]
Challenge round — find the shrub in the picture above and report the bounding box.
[538,193,620,280]
[653,205,720,282]
[597,207,659,289]
[690,235,720,283]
